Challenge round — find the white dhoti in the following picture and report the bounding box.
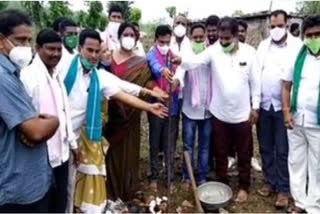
[66,155,77,213]
[288,125,320,214]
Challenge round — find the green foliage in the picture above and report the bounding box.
[297,1,320,16]
[0,1,9,10]
[46,1,74,26]
[21,1,48,28]
[129,7,142,23]
[106,1,134,22]
[232,10,244,17]
[78,1,107,31]
[166,6,176,19]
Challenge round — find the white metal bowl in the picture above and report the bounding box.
[197,182,233,211]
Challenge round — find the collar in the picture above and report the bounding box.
[33,54,59,79]
[0,53,19,75]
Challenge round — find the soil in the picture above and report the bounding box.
[136,113,287,213]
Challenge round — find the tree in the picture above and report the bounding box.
[232,10,244,17]
[21,1,48,29]
[106,1,134,22]
[129,7,142,23]
[77,1,107,31]
[297,1,320,16]
[166,6,176,19]
[0,1,9,10]
[46,1,74,27]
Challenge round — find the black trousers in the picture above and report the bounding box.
[49,160,69,213]
[0,191,50,213]
[148,113,178,182]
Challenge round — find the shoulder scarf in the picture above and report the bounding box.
[64,55,101,141]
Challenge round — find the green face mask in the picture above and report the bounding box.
[222,42,235,54]
[304,37,320,55]
[191,41,206,54]
[64,35,78,50]
[80,57,97,71]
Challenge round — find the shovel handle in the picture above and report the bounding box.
[184,151,204,213]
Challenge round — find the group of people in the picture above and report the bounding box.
[0,3,319,214]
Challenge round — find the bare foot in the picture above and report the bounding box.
[235,189,248,203]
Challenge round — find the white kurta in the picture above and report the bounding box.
[282,51,320,213]
[181,42,261,124]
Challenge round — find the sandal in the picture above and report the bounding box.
[275,193,289,209]
[286,205,306,213]
[257,184,274,197]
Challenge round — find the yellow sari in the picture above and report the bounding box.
[74,100,109,213]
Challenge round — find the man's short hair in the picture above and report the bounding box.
[52,16,68,32]
[290,23,300,33]
[0,9,32,36]
[302,15,320,35]
[205,15,220,27]
[79,29,102,46]
[270,10,288,22]
[237,19,248,31]
[108,4,123,17]
[36,28,61,47]
[155,25,172,40]
[190,22,206,35]
[218,17,239,36]
[59,19,77,34]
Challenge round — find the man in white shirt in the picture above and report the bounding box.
[61,29,167,213]
[172,23,212,189]
[100,4,123,52]
[226,19,262,174]
[56,19,79,71]
[20,28,79,213]
[205,15,220,46]
[281,15,320,214]
[174,17,260,202]
[256,10,302,208]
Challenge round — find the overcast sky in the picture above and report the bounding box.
[69,0,301,24]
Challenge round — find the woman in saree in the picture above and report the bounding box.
[105,22,168,201]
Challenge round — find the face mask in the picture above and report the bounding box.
[108,21,121,41]
[6,39,32,69]
[191,41,205,54]
[304,37,320,55]
[221,42,235,54]
[80,57,97,71]
[174,24,186,38]
[64,35,78,50]
[157,45,169,55]
[121,37,136,51]
[270,27,286,42]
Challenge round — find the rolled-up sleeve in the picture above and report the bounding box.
[281,64,294,82]
[0,74,37,130]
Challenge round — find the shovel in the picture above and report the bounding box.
[184,151,204,213]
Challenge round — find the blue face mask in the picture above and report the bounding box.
[80,57,97,70]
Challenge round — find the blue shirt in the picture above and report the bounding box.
[146,47,179,116]
[0,54,52,205]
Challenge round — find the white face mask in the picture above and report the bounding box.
[157,45,169,55]
[108,21,121,41]
[6,39,33,69]
[270,27,286,42]
[121,36,136,51]
[174,24,186,38]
